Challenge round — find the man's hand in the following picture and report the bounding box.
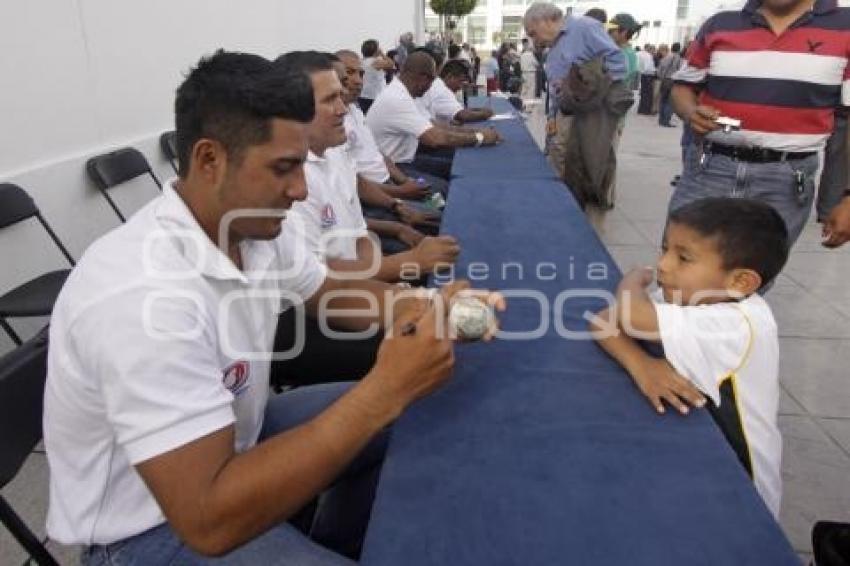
[397,225,426,248]
[632,357,706,415]
[398,204,441,228]
[438,281,506,343]
[822,196,850,248]
[687,105,721,136]
[412,236,460,272]
[480,127,503,146]
[370,300,455,406]
[479,108,495,120]
[546,118,557,137]
[394,179,431,200]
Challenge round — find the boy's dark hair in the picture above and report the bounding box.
[275,51,335,76]
[174,50,314,178]
[361,39,379,58]
[668,198,789,289]
[447,44,461,59]
[441,59,471,79]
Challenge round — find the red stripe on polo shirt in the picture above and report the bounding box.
[700,94,835,135]
[704,28,850,58]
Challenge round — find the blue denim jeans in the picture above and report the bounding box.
[82,382,387,565]
[669,144,819,247]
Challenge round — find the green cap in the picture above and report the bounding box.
[606,13,641,32]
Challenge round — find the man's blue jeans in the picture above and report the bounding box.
[81,382,386,565]
[669,144,819,247]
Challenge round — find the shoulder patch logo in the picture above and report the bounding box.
[222,360,251,395]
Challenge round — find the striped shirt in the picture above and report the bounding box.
[674,0,850,152]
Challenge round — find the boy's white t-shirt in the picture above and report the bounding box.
[652,290,782,518]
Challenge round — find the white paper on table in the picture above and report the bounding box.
[488,113,517,121]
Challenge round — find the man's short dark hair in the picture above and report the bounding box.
[448,44,461,59]
[671,42,682,53]
[361,39,379,58]
[441,59,471,80]
[174,50,314,178]
[668,198,789,289]
[275,51,335,77]
[414,46,444,69]
[585,8,607,24]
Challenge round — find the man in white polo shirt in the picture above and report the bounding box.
[270,51,462,389]
[418,58,494,124]
[44,50,499,565]
[366,51,502,180]
[335,49,449,199]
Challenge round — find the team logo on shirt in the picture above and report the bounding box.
[320,203,337,230]
[222,360,251,396]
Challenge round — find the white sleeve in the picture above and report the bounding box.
[74,289,235,465]
[432,84,464,122]
[392,97,433,138]
[273,222,328,302]
[654,299,752,406]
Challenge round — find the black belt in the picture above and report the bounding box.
[702,142,816,163]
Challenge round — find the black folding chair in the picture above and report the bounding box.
[0,184,75,346]
[85,147,162,222]
[159,131,178,174]
[0,328,60,566]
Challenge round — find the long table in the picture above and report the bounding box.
[360,98,798,565]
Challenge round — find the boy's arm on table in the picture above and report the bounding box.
[589,268,705,415]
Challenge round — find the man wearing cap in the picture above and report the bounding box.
[522,2,627,184]
[607,13,641,91]
[670,0,850,251]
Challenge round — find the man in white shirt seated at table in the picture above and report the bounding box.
[333,49,449,199]
[271,51,461,388]
[418,59,494,125]
[366,51,502,180]
[43,50,504,565]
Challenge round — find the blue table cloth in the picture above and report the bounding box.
[360,101,798,566]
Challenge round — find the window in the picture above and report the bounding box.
[677,0,689,20]
[503,0,524,5]
[476,0,487,7]
[425,16,440,34]
[502,15,523,43]
[653,20,662,28]
[468,15,487,46]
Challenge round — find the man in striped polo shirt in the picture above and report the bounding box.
[669,0,850,250]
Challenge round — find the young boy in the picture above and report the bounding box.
[590,197,789,518]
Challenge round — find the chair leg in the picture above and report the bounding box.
[0,317,22,346]
[0,495,59,566]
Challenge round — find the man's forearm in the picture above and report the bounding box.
[671,84,698,121]
[357,176,397,209]
[385,157,409,183]
[456,108,492,123]
[168,376,401,556]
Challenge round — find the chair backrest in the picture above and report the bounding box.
[159,131,178,174]
[85,147,163,222]
[86,147,162,191]
[0,183,39,229]
[0,328,48,488]
[0,183,75,266]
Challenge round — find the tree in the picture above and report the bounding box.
[430,0,477,44]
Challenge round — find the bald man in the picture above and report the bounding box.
[366,51,502,179]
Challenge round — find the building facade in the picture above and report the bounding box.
[423,0,743,51]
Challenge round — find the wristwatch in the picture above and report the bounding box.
[474,132,484,147]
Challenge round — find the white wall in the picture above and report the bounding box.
[0,0,419,353]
